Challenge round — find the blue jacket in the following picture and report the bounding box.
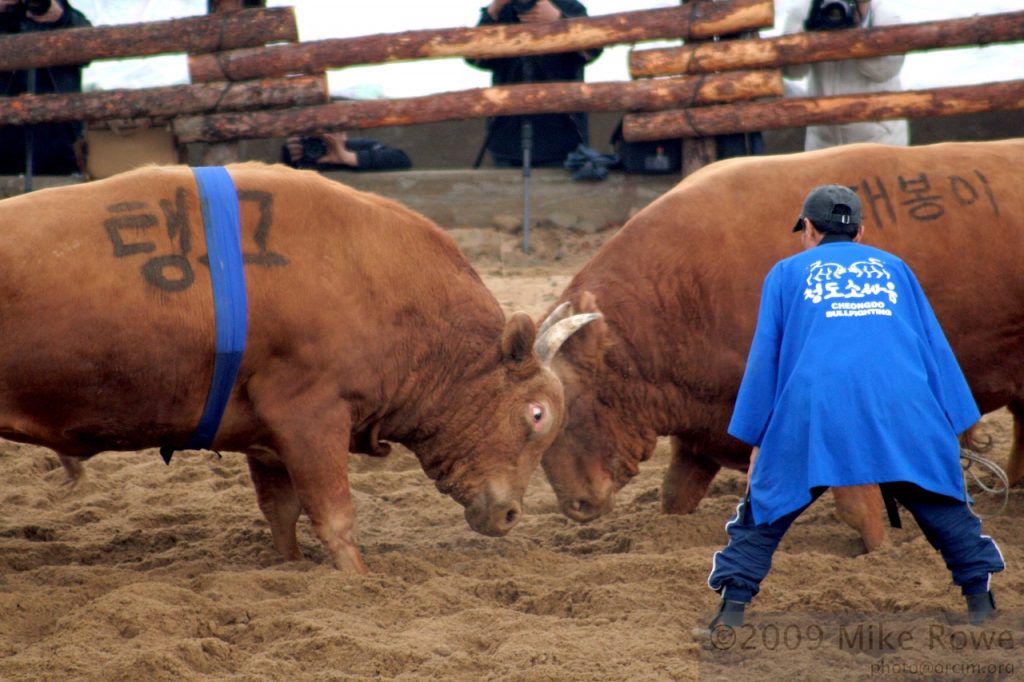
[728,240,979,524]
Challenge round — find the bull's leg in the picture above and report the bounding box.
[246,454,303,561]
[274,437,367,574]
[833,485,887,552]
[1005,398,1024,487]
[661,438,721,515]
[249,381,368,573]
[57,453,85,486]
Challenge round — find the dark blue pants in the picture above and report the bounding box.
[708,483,1005,603]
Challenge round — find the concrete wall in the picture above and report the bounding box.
[3,110,1020,232]
[228,109,1022,171]
[178,109,1019,230]
[329,168,678,232]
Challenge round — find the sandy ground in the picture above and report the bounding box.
[1,227,1022,681]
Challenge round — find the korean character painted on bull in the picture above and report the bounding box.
[0,162,598,574]
[537,140,1022,619]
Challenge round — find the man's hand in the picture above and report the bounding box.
[27,0,63,23]
[286,133,358,168]
[486,0,512,21]
[517,0,561,23]
[322,131,358,167]
[2,0,65,23]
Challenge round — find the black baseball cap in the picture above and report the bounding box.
[792,184,863,232]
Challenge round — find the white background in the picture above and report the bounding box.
[74,0,1024,98]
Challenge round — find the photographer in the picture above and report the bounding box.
[783,0,908,150]
[280,131,412,172]
[1,0,91,176]
[466,0,601,168]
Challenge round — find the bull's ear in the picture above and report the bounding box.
[502,311,537,364]
[565,291,608,371]
[577,290,599,314]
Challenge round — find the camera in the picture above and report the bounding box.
[804,0,859,31]
[0,0,52,14]
[300,136,327,162]
[510,0,539,15]
[0,0,50,33]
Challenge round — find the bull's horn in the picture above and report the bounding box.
[537,301,571,339]
[534,312,602,365]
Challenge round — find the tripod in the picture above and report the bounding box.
[519,58,535,253]
[23,68,35,193]
[472,57,537,253]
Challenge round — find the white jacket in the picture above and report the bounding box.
[783,1,909,150]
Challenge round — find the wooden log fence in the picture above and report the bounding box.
[0,1,778,146]
[630,9,1024,78]
[2,2,1018,170]
[172,70,783,144]
[0,6,297,72]
[621,79,1024,141]
[0,75,328,126]
[187,0,774,82]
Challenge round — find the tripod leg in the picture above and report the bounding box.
[24,68,36,193]
[521,118,532,253]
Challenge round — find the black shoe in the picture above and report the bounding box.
[966,591,996,625]
[709,599,746,629]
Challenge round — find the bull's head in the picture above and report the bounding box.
[539,293,655,523]
[410,309,600,537]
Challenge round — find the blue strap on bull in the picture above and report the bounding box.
[159,166,248,464]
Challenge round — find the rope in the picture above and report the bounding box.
[960,447,1010,516]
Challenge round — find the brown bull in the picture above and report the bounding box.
[540,139,1024,550]
[0,163,595,573]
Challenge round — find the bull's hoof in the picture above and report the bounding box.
[660,491,699,515]
[57,455,85,488]
[861,530,889,553]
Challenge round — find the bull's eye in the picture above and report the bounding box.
[528,401,547,433]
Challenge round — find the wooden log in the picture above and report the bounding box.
[188,0,774,82]
[0,7,297,72]
[682,138,716,177]
[677,26,718,176]
[172,70,782,143]
[621,80,1024,141]
[0,75,327,126]
[201,0,270,166]
[630,10,1024,78]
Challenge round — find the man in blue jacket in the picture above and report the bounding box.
[707,184,1004,629]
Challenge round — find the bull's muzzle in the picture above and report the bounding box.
[464,487,523,537]
[544,464,617,524]
[559,490,614,523]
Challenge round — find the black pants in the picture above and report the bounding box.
[709,483,1005,603]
